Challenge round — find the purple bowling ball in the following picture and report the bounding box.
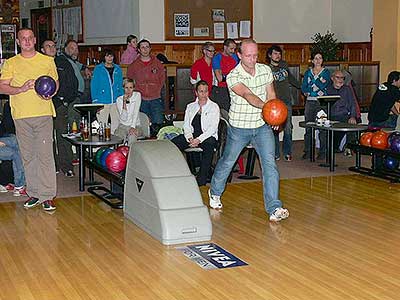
[388,131,400,145]
[390,135,400,153]
[35,75,57,98]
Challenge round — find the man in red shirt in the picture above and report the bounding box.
[211,39,239,114]
[127,39,166,125]
[190,42,215,90]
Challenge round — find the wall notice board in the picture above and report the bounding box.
[164,0,253,41]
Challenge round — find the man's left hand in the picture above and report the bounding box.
[348,117,357,125]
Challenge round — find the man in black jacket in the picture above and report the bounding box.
[42,39,82,176]
[368,71,400,129]
[267,45,301,162]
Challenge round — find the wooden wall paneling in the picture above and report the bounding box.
[170,44,197,65]
[78,42,372,66]
[282,44,307,63]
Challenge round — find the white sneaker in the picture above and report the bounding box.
[269,207,289,222]
[13,186,27,197]
[208,189,223,209]
[343,148,353,157]
[0,185,7,193]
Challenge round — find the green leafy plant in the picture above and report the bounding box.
[310,31,343,61]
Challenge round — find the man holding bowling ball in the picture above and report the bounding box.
[208,39,289,222]
[0,28,59,211]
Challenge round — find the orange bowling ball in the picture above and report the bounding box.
[262,99,288,126]
[359,132,374,146]
[370,131,389,150]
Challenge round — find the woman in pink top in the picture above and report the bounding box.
[120,35,138,64]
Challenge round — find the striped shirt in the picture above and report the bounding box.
[227,63,273,128]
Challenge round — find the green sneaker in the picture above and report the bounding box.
[42,200,56,211]
[24,197,40,209]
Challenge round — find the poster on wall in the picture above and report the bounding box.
[193,27,209,37]
[240,20,251,38]
[212,9,225,22]
[174,13,190,37]
[227,23,238,39]
[214,23,224,39]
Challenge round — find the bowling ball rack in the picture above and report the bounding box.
[347,143,400,183]
[87,159,125,209]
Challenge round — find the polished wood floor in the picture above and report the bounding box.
[1,174,400,300]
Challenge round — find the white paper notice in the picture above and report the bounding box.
[227,23,238,39]
[214,23,225,39]
[240,20,251,38]
[193,27,209,37]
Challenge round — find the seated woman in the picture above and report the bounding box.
[91,49,124,133]
[114,78,143,144]
[171,80,220,186]
[0,101,26,196]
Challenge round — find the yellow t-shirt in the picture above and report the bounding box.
[1,52,58,119]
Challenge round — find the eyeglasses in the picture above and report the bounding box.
[205,49,215,53]
[334,76,345,80]
[45,44,56,48]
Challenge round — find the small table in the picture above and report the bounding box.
[299,121,368,171]
[317,95,340,119]
[73,103,104,136]
[64,134,123,191]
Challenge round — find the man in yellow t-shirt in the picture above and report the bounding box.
[0,28,59,211]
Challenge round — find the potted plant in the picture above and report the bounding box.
[310,31,343,61]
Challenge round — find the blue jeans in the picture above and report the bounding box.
[0,135,25,187]
[140,98,164,125]
[210,124,283,214]
[274,103,293,157]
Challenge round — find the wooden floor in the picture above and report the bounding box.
[1,174,400,300]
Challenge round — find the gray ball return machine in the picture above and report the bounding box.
[124,140,212,245]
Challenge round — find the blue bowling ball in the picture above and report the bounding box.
[384,156,399,170]
[100,148,115,167]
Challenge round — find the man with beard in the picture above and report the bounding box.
[267,45,300,162]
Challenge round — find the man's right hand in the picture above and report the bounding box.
[19,79,35,93]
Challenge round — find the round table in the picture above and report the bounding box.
[64,134,123,191]
[299,121,368,171]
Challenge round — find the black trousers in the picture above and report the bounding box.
[0,160,13,185]
[54,105,73,172]
[304,100,327,156]
[172,134,217,185]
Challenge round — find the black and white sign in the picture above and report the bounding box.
[177,243,248,270]
[174,13,190,37]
